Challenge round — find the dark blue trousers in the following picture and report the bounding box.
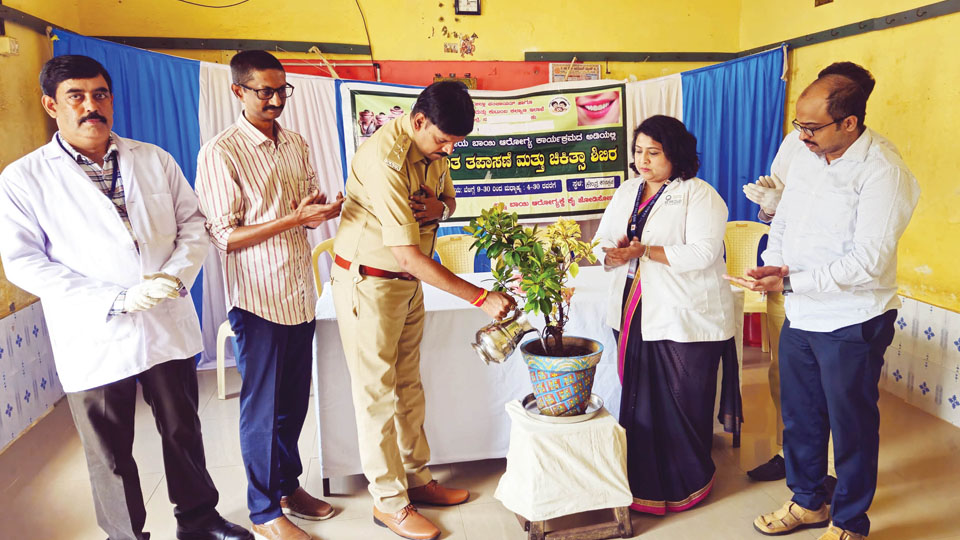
[228,307,315,525]
[779,309,896,536]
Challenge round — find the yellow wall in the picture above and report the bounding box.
[0,16,63,314]
[63,0,740,61]
[81,1,735,82]
[741,0,960,311]
[2,0,80,32]
[63,1,736,81]
[739,0,941,50]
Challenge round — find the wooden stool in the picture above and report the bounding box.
[495,400,634,540]
[515,506,633,540]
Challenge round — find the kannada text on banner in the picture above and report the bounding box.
[344,83,628,223]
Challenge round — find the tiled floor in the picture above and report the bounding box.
[2,349,960,540]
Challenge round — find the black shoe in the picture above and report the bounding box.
[823,474,838,504]
[176,516,254,540]
[747,454,786,481]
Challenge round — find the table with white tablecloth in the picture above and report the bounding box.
[311,266,743,484]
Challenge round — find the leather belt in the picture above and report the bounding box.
[334,254,416,281]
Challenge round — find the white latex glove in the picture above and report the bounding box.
[742,174,784,215]
[123,281,165,313]
[141,274,181,299]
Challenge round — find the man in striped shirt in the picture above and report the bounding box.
[195,51,342,540]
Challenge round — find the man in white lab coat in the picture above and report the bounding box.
[0,55,251,540]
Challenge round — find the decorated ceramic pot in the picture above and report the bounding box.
[520,336,602,416]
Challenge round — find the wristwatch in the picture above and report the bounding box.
[440,200,451,221]
[782,275,793,294]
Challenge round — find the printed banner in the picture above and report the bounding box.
[549,62,603,82]
[339,81,628,223]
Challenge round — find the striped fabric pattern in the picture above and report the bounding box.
[195,115,318,326]
[58,134,138,246]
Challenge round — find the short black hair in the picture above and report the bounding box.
[818,61,875,98]
[39,55,113,98]
[411,81,475,137]
[816,62,874,130]
[632,115,699,180]
[230,50,284,85]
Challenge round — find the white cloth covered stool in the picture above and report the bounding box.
[495,399,634,540]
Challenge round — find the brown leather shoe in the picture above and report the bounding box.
[373,504,440,540]
[281,487,335,521]
[250,516,311,540]
[407,480,469,506]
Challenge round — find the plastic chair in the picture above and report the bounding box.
[723,221,771,352]
[311,237,335,297]
[435,234,479,274]
[216,237,336,400]
[215,321,234,400]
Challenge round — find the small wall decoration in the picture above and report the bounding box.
[440,26,478,57]
[455,0,481,15]
[459,33,477,57]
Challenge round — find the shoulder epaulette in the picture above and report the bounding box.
[384,132,411,172]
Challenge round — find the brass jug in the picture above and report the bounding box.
[471,308,539,365]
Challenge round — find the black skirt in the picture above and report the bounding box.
[618,299,740,514]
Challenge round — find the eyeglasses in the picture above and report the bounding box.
[238,83,295,100]
[791,119,839,137]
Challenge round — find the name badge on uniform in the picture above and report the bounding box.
[663,194,683,206]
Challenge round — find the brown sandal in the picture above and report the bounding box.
[754,501,830,536]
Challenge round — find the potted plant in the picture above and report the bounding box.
[465,203,602,416]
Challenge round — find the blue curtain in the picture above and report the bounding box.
[52,30,206,322]
[681,48,786,222]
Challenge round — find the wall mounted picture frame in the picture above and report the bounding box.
[455,0,481,16]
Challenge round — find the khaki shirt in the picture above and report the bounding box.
[334,114,455,272]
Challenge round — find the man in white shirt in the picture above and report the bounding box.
[740,62,896,493]
[0,55,251,540]
[727,64,919,539]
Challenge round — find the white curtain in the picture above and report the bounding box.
[624,73,683,131]
[577,74,683,250]
[196,63,344,368]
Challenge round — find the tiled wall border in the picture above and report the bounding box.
[0,302,63,453]
[882,296,960,427]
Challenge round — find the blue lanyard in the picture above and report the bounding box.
[56,133,119,197]
[627,180,670,241]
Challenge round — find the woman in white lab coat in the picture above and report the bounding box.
[593,115,739,515]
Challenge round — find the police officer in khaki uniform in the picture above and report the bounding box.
[331,81,514,540]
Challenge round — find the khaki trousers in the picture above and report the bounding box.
[331,264,433,512]
[767,292,835,476]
